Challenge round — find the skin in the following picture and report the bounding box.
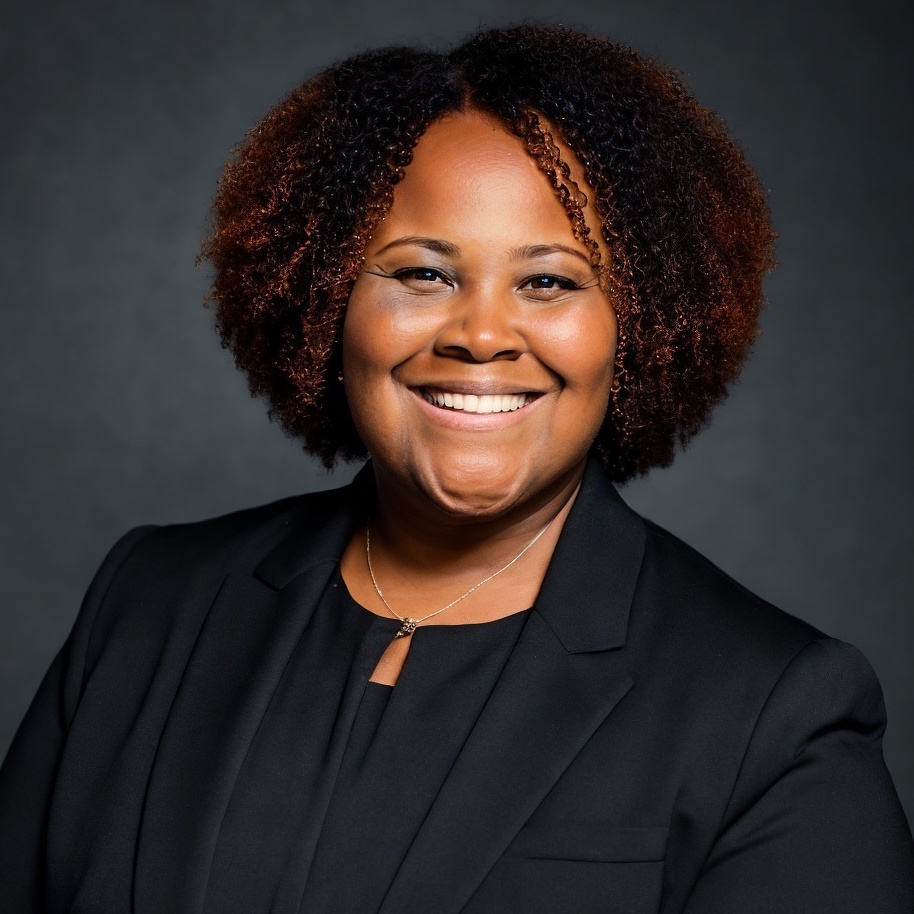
[338,111,618,683]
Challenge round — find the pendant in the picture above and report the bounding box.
[395,617,418,638]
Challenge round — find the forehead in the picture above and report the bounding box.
[373,110,604,258]
[407,111,549,178]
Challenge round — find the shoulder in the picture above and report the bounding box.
[614,492,887,726]
[619,508,888,774]
[135,482,349,564]
[102,480,352,583]
[71,479,358,676]
[631,513,825,672]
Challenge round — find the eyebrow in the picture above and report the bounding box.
[510,244,592,267]
[373,236,460,258]
[373,236,592,266]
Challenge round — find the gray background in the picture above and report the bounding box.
[2,0,912,826]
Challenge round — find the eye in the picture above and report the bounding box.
[524,275,575,289]
[389,267,453,292]
[519,274,582,300]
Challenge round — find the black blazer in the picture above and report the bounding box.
[1,461,912,912]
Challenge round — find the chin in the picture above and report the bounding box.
[412,451,572,521]
[412,454,524,515]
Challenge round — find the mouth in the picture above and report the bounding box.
[417,387,540,415]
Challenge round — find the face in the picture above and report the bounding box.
[342,111,617,521]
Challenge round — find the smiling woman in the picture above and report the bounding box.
[343,112,616,518]
[1,23,912,914]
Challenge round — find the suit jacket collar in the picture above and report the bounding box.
[534,457,646,652]
[252,457,645,653]
[251,463,374,588]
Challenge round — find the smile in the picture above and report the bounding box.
[419,389,534,414]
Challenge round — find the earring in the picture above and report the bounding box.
[337,372,344,383]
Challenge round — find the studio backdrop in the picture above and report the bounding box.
[2,0,912,825]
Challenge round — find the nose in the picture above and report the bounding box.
[433,288,524,363]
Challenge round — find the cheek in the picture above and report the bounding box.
[542,305,618,393]
[342,287,437,379]
[340,308,397,452]
[342,288,389,374]
[341,310,379,378]
[340,290,439,450]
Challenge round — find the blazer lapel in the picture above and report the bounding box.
[134,471,372,913]
[379,616,633,914]
[380,460,647,914]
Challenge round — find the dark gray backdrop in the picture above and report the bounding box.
[3,0,913,826]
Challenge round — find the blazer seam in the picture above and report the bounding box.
[699,634,824,874]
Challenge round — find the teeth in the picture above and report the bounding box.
[422,390,531,413]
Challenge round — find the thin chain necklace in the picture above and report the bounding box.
[365,518,554,638]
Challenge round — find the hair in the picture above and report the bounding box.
[201,24,776,482]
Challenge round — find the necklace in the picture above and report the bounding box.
[365,518,554,638]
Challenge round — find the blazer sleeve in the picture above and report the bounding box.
[684,638,914,913]
[0,525,156,912]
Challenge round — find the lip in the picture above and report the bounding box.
[408,384,547,429]
[416,379,548,396]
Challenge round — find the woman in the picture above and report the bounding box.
[1,24,911,913]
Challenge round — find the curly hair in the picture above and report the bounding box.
[201,24,775,482]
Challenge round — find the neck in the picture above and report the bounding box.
[368,460,585,575]
[339,459,587,625]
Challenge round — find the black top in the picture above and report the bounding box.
[202,568,531,913]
